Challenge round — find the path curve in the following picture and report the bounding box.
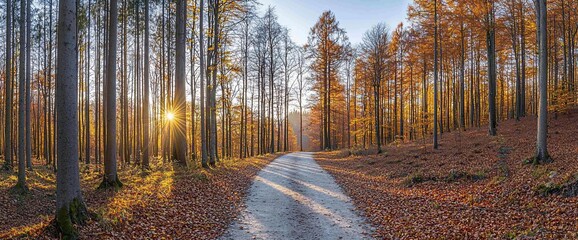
[221,152,372,240]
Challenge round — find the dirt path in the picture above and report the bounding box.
[221,152,372,240]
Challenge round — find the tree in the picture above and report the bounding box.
[433,0,439,149]
[16,0,28,191]
[534,0,551,164]
[100,0,122,189]
[207,0,219,164]
[173,0,188,165]
[263,7,281,154]
[361,23,390,153]
[143,0,151,169]
[3,0,13,171]
[306,11,349,151]
[280,28,295,152]
[485,0,498,136]
[295,47,306,151]
[199,0,208,168]
[25,0,32,171]
[55,0,88,236]
[85,0,92,166]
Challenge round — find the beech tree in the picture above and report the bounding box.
[16,0,28,191]
[534,0,551,164]
[101,0,122,189]
[200,0,208,168]
[55,0,88,237]
[173,0,188,165]
[484,0,498,136]
[143,0,151,169]
[433,0,439,149]
[3,0,13,171]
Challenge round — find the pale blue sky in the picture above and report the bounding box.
[257,0,412,46]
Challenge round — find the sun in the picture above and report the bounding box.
[166,112,175,121]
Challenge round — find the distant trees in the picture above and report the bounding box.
[295,48,306,152]
[361,24,390,153]
[306,11,349,151]
[336,0,568,155]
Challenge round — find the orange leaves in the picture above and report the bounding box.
[0,154,280,239]
[316,109,578,239]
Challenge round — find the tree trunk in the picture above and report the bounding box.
[535,0,551,163]
[433,0,439,149]
[16,0,28,191]
[3,0,13,170]
[199,0,208,168]
[100,0,122,189]
[460,20,466,129]
[486,1,497,136]
[85,0,92,166]
[25,0,32,170]
[143,0,151,169]
[55,0,89,236]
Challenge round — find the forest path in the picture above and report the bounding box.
[221,152,372,240]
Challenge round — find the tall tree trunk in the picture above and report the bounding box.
[199,0,208,168]
[535,0,551,163]
[460,19,466,129]
[85,0,92,165]
[190,0,197,162]
[486,0,497,136]
[100,0,122,189]
[16,0,28,190]
[520,3,527,117]
[210,0,219,163]
[55,0,89,236]
[25,0,32,170]
[433,0,439,149]
[3,0,13,170]
[143,0,151,169]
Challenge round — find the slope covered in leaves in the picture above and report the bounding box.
[0,154,280,239]
[316,110,578,239]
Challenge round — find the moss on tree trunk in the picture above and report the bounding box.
[57,197,88,240]
[98,175,123,190]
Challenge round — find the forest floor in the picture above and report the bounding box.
[0,153,281,239]
[316,109,578,239]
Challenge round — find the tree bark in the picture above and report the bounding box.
[143,0,151,169]
[486,0,497,136]
[535,0,551,163]
[55,0,88,236]
[199,0,208,168]
[3,0,13,170]
[433,0,439,149]
[100,0,122,189]
[16,0,28,191]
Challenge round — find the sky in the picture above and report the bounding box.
[256,0,412,46]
